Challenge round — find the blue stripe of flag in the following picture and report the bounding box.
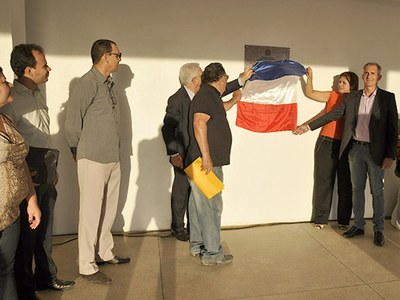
[249,60,306,81]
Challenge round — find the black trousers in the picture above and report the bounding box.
[313,136,352,225]
[14,184,58,295]
[170,167,190,232]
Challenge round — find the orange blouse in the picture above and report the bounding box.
[320,91,345,140]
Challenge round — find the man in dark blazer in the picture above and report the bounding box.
[295,62,398,246]
[161,63,252,241]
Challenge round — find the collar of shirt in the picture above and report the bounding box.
[362,88,377,98]
[13,79,40,96]
[184,86,195,100]
[90,66,114,86]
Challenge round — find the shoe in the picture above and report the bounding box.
[80,271,111,284]
[374,231,385,247]
[101,256,131,265]
[338,224,349,230]
[201,254,233,266]
[343,225,365,238]
[172,230,189,241]
[190,244,204,257]
[314,224,325,230]
[36,277,75,290]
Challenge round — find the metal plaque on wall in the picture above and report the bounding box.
[244,45,290,67]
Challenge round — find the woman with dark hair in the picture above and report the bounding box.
[0,67,41,299]
[297,67,359,230]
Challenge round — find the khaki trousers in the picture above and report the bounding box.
[77,159,120,275]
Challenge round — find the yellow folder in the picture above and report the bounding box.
[184,157,224,200]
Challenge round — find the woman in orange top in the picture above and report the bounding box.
[300,67,359,229]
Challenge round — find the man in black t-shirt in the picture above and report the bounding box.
[186,63,242,266]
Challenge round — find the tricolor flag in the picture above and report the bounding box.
[236,60,306,133]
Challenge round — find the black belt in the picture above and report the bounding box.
[353,139,370,146]
[320,135,341,142]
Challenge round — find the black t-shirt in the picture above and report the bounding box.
[186,84,232,167]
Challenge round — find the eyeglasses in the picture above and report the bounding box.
[108,52,122,59]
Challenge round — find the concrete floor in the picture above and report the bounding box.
[35,220,400,300]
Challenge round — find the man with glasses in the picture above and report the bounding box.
[161,63,252,242]
[65,39,130,284]
[185,62,242,265]
[0,44,75,299]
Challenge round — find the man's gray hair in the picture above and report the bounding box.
[179,63,200,86]
[364,62,382,75]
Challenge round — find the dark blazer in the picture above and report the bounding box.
[309,88,398,166]
[161,80,241,158]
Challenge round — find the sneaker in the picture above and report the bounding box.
[189,244,204,257]
[201,254,233,266]
[80,271,111,284]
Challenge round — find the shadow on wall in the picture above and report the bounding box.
[112,64,134,231]
[52,78,81,234]
[131,126,172,231]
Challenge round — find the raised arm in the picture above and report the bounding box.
[223,90,242,111]
[223,66,254,96]
[304,67,331,103]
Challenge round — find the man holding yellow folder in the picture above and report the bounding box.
[185,62,247,266]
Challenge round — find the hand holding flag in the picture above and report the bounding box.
[236,60,306,133]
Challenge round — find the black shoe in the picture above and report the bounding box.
[104,255,131,265]
[36,277,75,291]
[343,225,365,238]
[80,271,112,284]
[374,231,385,247]
[171,229,189,241]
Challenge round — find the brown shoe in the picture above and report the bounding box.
[80,271,111,284]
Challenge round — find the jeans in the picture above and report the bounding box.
[189,167,224,262]
[0,219,20,300]
[349,142,385,231]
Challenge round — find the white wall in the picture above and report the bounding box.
[7,0,400,234]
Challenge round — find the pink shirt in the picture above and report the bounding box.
[354,89,377,142]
